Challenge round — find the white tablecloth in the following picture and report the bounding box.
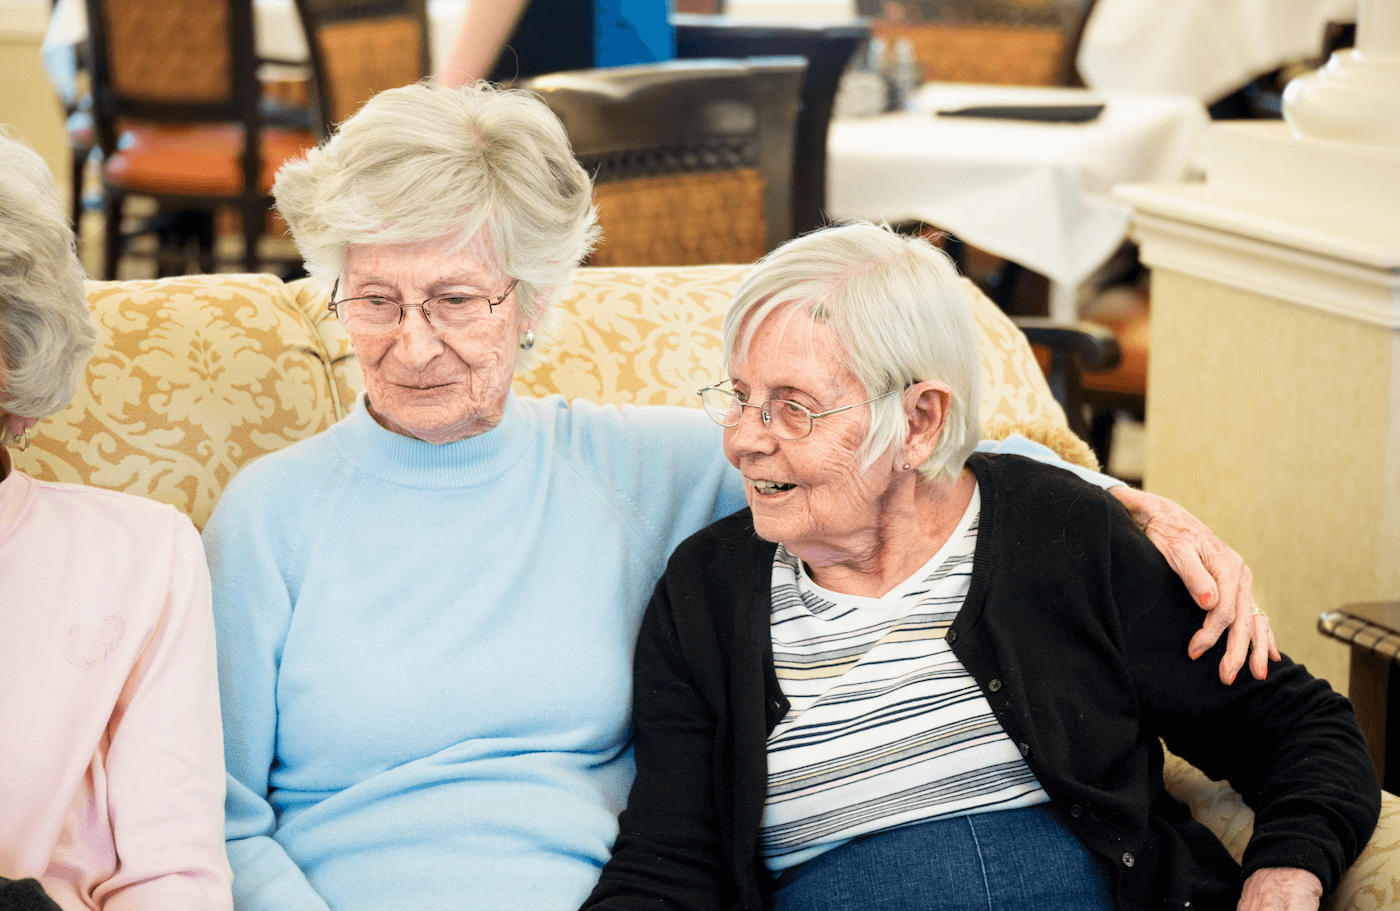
[43,0,467,72]
[1077,0,1359,102]
[826,84,1209,321]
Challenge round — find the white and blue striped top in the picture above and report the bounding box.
[760,486,1048,871]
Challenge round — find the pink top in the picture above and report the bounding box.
[0,452,232,911]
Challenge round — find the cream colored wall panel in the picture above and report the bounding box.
[0,8,69,206]
[1145,269,1399,693]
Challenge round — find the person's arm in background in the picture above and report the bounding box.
[435,0,533,88]
[95,511,233,911]
[981,433,1278,684]
[202,484,332,911]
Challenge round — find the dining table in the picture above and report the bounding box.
[825,82,1209,323]
[1077,0,1359,102]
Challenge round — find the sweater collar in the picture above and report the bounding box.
[330,392,536,489]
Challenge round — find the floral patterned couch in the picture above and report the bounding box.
[11,265,1396,908]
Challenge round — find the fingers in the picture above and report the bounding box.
[1203,544,1263,684]
[1187,600,1230,661]
[1111,486,1271,686]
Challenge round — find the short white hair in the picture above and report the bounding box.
[273,80,599,366]
[0,132,98,443]
[722,222,981,482]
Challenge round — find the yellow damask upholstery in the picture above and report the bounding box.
[12,273,337,529]
[1163,749,1398,910]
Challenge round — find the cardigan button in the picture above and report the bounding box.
[945,629,956,643]
[1070,804,1082,818]
[1122,853,1135,868]
[988,679,1002,692]
[1018,742,1029,756]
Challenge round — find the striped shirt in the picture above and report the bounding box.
[760,486,1048,870]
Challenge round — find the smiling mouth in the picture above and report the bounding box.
[750,479,796,494]
[396,381,456,391]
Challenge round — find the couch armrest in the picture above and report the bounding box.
[1162,748,1400,910]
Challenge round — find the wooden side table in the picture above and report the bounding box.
[1319,601,1400,791]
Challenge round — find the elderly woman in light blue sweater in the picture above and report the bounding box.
[204,81,1275,911]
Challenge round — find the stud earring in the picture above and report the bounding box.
[519,330,535,351]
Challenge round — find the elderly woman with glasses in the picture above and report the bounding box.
[579,223,1378,911]
[205,82,1274,911]
[0,134,232,911]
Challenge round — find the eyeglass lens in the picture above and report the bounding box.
[337,295,494,334]
[699,387,813,440]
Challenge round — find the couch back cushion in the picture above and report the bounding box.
[305,264,1067,428]
[12,274,340,530]
[517,265,1068,429]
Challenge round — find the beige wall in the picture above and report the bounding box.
[1,6,70,209]
[1144,269,1400,694]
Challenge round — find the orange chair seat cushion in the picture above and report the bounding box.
[103,124,316,196]
[1082,308,1149,396]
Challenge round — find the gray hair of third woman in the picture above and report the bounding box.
[272,80,599,365]
[721,222,981,482]
[0,132,98,445]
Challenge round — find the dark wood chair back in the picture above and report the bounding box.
[673,15,870,238]
[525,57,807,267]
[854,0,1098,87]
[84,0,308,277]
[292,0,430,136]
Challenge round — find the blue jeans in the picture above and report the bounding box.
[769,805,1115,911]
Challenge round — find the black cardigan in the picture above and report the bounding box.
[582,453,1379,911]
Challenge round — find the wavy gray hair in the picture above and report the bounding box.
[0,133,98,444]
[273,81,599,367]
[722,222,981,482]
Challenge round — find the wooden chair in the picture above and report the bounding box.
[855,0,1098,88]
[292,0,430,137]
[673,15,871,239]
[84,0,315,278]
[524,57,807,267]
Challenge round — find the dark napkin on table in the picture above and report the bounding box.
[936,103,1105,123]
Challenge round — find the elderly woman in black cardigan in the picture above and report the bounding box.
[580,223,1378,911]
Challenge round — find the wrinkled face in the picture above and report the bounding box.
[723,311,899,562]
[341,235,534,444]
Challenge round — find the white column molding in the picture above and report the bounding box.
[1283,0,1400,146]
[1115,183,1400,330]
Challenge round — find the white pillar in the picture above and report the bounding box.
[1283,0,1400,145]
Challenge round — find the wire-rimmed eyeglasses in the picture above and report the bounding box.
[327,278,518,335]
[696,382,899,440]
